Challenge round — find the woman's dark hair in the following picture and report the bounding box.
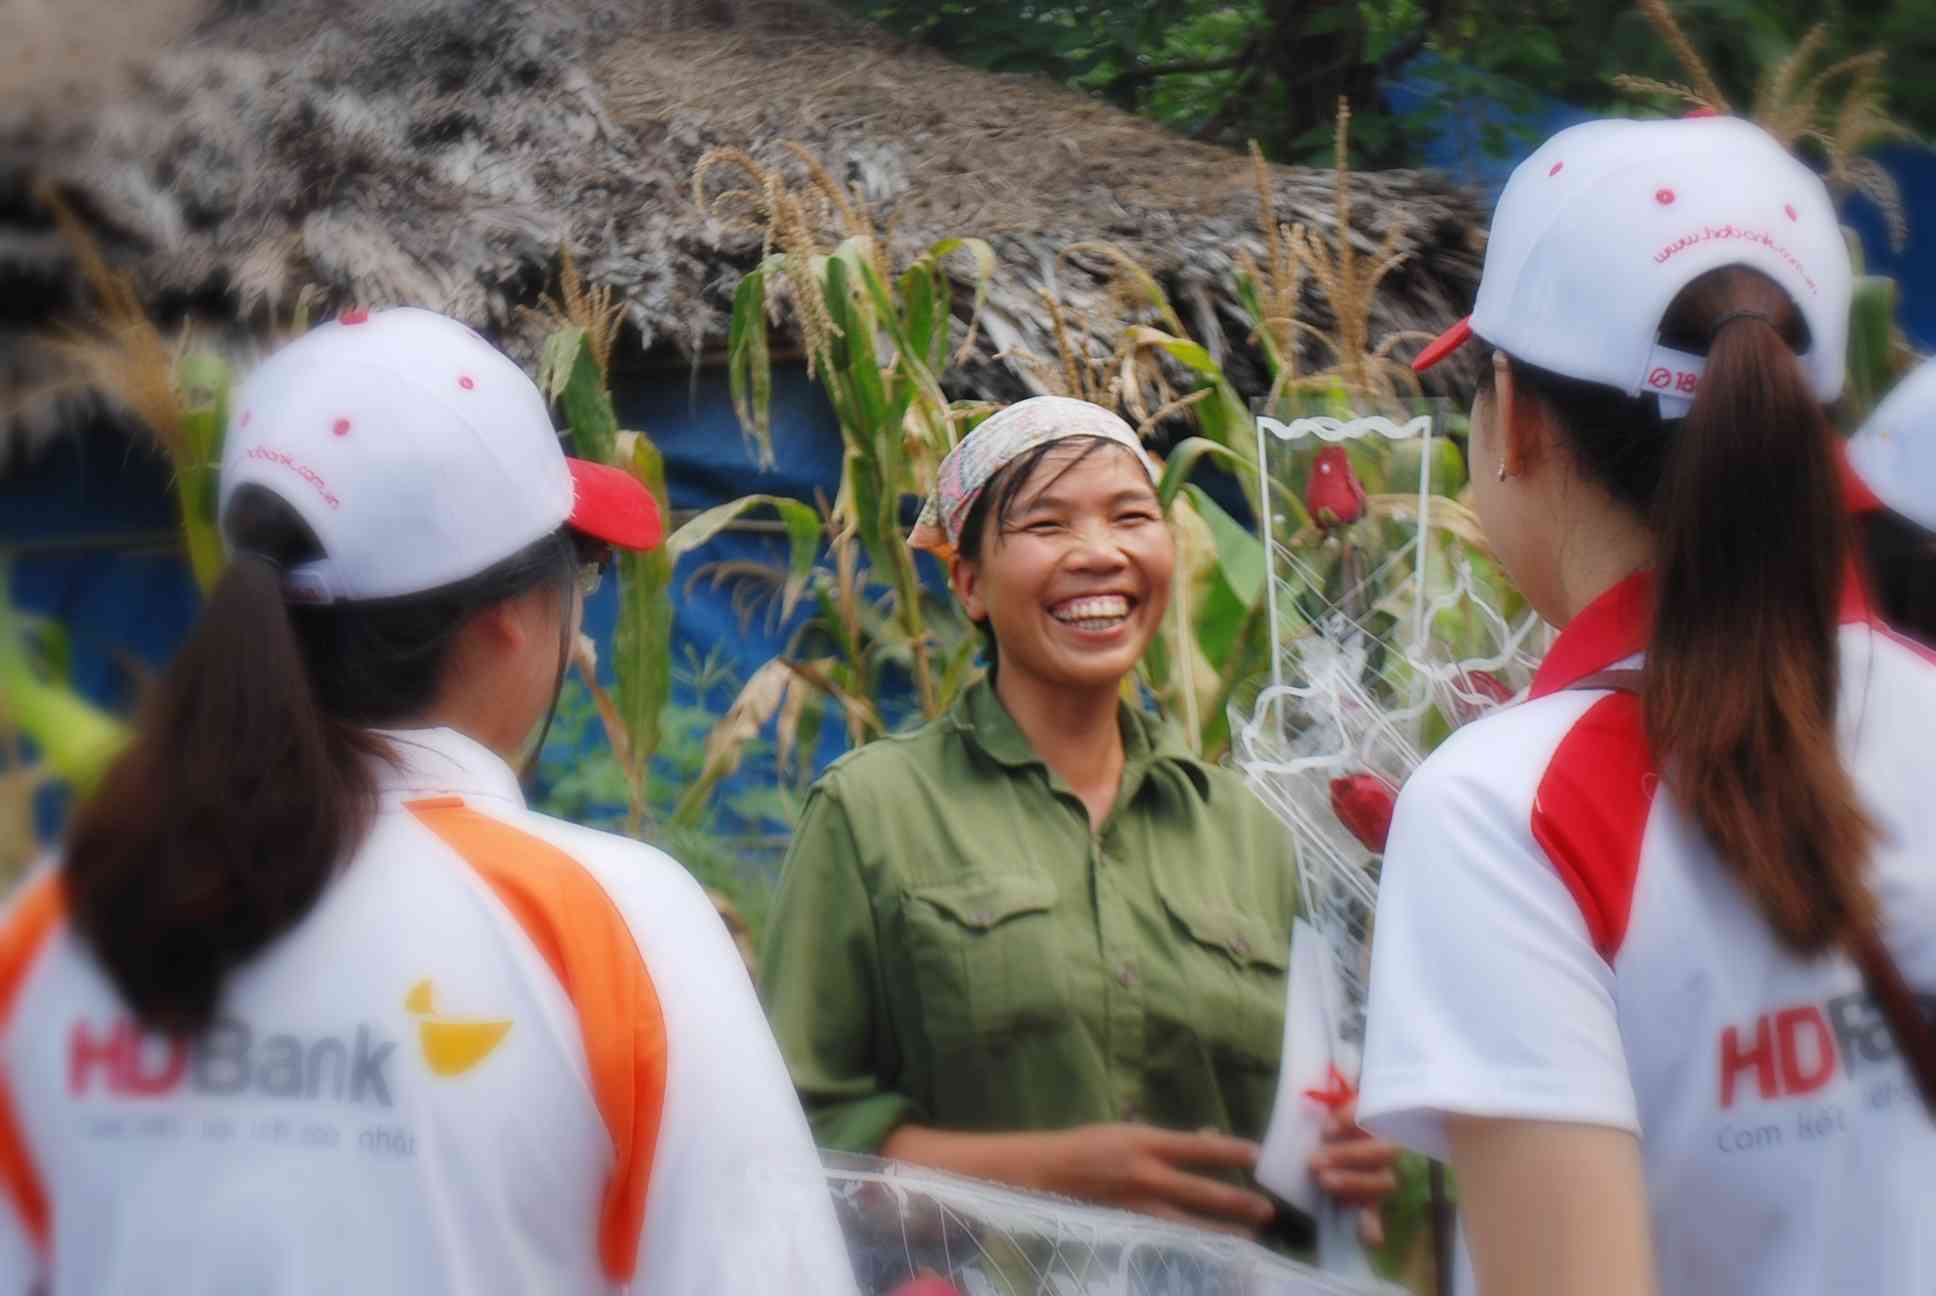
[953,434,1134,671]
[1500,265,1874,955]
[63,485,576,1035]
[1860,506,1936,645]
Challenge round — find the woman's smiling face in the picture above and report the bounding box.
[952,440,1175,695]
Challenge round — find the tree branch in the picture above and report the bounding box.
[1109,41,1258,92]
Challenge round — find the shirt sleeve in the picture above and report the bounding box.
[1356,754,1638,1162]
[758,785,923,1153]
[606,853,857,1295]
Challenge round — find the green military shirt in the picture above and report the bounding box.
[759,678,1299,1156]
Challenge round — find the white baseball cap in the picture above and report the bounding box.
[1413,115,1853,416]
[219,307,662,602]
[1847,358,1936,532]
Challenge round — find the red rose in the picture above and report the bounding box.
[1330,773,1399,855]
[1306,446,1367,529]
[889,1279,963,1296]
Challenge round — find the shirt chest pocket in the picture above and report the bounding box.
[901,874,1071,1052]
[1155,882,1290,1074]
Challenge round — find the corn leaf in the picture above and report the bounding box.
[1184,483,1266,610]
[0,566,128,795]
[672,656,796,826]
[925,237,997,364]
[726,269,775,466]
[665,494,823,619]
[1160,436,1312,535]
[612,436,674,817]
[548,327,621,466]
[174,351,231,592]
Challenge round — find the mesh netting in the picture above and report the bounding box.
[824,1153,1401,1296]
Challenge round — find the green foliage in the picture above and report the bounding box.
[540,325,679,826]
[705,145,1000,743]
[534,668,794,950]
[841,1,1936,169]
[173,351,231,592]
[0,579,128,795]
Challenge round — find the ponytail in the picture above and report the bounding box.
[1647,270,1873,953]
[1516,266,1874,956]
[64,546,386,1036]
[64,485,579,1035]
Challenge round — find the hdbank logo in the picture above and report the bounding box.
[68,1018,397,1106]
[405,980,512,1078]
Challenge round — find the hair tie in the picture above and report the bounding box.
[1708,310,1778,346]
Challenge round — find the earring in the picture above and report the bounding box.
[1496,462,1509,483]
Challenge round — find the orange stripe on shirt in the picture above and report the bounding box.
[0,873,64,1254]
[407,800,668,1284]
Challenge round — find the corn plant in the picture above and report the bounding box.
[535,265,820,829]
[696,145,997,734]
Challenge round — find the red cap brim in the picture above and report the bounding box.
[1836,441,1886,516]
[566,458,664,551]
[1411,317,1474,374]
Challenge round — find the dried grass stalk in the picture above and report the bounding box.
[1635,0,1732,111]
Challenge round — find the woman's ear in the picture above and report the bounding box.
[1493,355,1546,481]
[950,556,988,624]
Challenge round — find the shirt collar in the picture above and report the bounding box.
[952,678,1212,802]
[367,726,527,808]
[1529,566,1878,699]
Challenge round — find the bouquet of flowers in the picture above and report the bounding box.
[1229,397,1545,1276]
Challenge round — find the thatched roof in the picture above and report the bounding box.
[1,0,1487,465]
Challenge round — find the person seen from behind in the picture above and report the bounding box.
[1356,115,1936,1296]
[1846,356,1936,643]
[759,397,1399,1249]
[0,308,855,1294]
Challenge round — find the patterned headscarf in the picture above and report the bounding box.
[910,396,1159,560]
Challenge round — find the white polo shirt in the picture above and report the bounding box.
[1360,572,1936,1295]
[0,727,856,1295]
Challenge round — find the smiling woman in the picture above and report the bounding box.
[759,397,1400,1248]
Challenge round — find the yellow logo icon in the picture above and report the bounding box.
[405,980,512,1078]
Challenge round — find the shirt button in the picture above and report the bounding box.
[1117,963,1137,988]
[1233,936,1251,958]
[974,911,992,926]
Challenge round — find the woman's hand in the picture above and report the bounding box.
[1039,1123,1277,1236]
[883,1121,1276,1237]
[1310,1099,1401,1246]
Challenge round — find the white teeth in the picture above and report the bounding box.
[1052,595,1131,624]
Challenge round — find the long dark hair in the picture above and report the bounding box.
[63,485,576,1035]
[1505,265,1874,955]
